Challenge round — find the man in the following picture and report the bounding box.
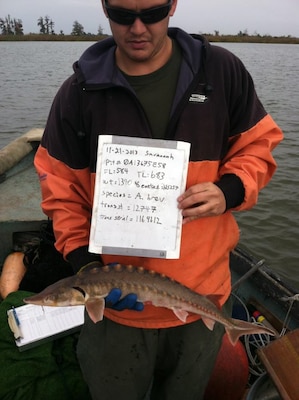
[34,0,283,399]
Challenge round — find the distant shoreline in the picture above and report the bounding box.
[1,33,299,44]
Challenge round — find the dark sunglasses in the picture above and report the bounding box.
[104,0,173,25]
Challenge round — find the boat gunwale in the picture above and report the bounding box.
[0,129,43,177]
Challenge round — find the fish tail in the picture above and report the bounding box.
[225,318,275,346]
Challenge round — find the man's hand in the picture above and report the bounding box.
[105,288,144,311]
[79,262,144,311]
[177,182,226,224]
[104,262,144,311]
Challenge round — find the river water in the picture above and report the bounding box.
[0,40,298,288]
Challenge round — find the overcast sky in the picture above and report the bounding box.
[1,0,298,37]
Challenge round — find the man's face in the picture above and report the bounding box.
[102,0,177,74]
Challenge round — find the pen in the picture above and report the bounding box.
[10,307,23,340]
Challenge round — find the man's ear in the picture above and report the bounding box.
[169,0,178,17]
[101,0,108,18]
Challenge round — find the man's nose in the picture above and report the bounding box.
[129,17,147,34]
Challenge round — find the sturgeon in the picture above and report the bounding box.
[24,263,275,345]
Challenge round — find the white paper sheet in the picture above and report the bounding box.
[89,136,190,259]
[7,304,84,351]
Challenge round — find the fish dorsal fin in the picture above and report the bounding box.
[85,298,105,323]
[201,317,216,331]
[172,307,189,323]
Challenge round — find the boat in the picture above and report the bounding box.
[0,129,45,267]
[0,130,298,400]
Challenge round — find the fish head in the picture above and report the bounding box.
[23,277,87,307]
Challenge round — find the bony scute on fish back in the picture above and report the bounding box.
[23,263,276,346]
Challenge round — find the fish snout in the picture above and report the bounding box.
[23,286,87,307]
[23,292,59,306]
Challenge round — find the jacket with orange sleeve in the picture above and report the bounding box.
[34,28,283,328]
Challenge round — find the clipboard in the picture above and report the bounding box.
[7,304,84,351]
[89,135,190,259]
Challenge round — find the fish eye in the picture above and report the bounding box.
[45,295,56,303]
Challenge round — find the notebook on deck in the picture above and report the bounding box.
[7,303,84,351]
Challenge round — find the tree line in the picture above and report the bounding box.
[0,15,23,35]
[1,13,298,43]
[0,14,104,36]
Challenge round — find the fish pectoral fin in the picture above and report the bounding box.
[85,298,105,323]
[172,307,189,323]
[201,317,216,331]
